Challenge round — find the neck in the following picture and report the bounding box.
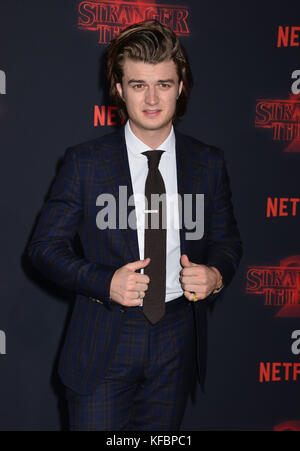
[129,120,172,149]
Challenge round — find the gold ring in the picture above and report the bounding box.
[193,292,198,302]
[137,291,141,299]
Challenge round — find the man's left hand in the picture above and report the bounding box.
[180,254,223,301]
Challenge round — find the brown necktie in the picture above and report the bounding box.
[141,150,166,324]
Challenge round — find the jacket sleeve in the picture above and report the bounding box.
[205,148,243,300]
[27,147,116,306]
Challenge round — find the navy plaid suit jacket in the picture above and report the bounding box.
[28,126,242,394]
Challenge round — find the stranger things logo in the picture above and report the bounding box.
[255,94,300,152]
[274,421,300,431]
[77,0,190,44]
[246,256,300,317]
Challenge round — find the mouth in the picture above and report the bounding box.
[143,109,162,117]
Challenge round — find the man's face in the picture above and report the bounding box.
[116,58,183,136]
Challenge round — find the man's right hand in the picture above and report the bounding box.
[109,258,151,306]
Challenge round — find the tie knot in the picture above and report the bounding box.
[142,150,165,170]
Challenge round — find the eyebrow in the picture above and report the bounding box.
[128,79,176,85]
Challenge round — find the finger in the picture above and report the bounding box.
[180,275,205,284]
[127,283,148,292]
[126,258,151,272]
[180,254,198,267]
[183,290,195,301]
[122,292,145,307]
[181,266,206,277]
[183,290,206,302]
[135,273,150,284]
[180,254,191,268]
[133,282,148,291]
[128,290,145,300]
[182,284,206,293]
[124,299,144,307]
[110,293,142,307]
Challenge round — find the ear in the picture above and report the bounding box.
[177,80,183,98]
[116,82,124,100]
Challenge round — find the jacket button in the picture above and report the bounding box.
[89,297,103,305]
[120,308,126,313]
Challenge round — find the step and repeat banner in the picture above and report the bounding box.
[0,0,299,430]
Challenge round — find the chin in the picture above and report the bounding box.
[139,118,172,131]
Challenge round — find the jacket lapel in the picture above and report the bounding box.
[100,127,140,262]
[174,129,209,255]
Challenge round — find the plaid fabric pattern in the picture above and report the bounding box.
[66,298,197,431]
[27,126,242,394]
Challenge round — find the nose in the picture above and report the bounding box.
[145,86,159,105]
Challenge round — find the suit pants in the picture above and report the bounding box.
[65,295,197,431]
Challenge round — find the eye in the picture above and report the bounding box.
[132,84,144,89]
[159,83,171,89]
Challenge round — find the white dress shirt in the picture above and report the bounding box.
[124,120,183,304]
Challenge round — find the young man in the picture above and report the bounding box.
[28,20,242,430]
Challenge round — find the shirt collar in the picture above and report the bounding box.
[124,120,175,157]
